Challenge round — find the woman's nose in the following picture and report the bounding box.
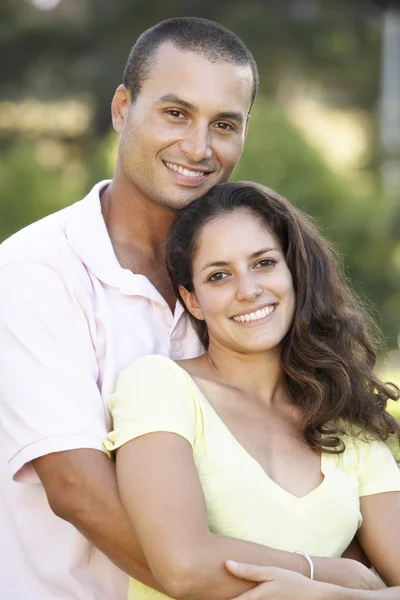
[236,273,262,302]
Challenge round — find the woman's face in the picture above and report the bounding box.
[182,209,296,356]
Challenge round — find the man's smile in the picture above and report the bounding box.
[163,160,213,185]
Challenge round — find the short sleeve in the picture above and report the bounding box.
[105,355,198,453]
[356,438,400,497]
[0,261,108,483]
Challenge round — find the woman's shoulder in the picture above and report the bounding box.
[110,354,205,416]
[115,354,208,409]
[120,354,193,383]
[107,356,204,454]
[338,428,399,475]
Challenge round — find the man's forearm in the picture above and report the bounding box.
[359,590,400,599]
[33,449,164,591]
[325,585,400,600]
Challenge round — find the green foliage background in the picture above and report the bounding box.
[1,0,399,356]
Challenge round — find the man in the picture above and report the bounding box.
[0,16,257,600]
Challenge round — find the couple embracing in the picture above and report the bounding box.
[1,17,399,600]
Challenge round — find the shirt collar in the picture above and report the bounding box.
[66,180,171,307]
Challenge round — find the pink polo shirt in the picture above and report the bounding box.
[0,181,203,600]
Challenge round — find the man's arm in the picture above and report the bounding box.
[341,537,370,566]
[33,449,164,590]
[0,261,159,587]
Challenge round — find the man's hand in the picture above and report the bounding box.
[342,537,371,567]
[313,557,384,590]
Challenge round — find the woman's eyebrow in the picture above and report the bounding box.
[201,248,277,272]
[201,260,230,272]
[250,247,277,258]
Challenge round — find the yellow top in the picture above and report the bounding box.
[105,354,400,600]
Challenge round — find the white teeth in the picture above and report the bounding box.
[165,161,206,178]
[233,305,274,323]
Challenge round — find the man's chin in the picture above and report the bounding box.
[159,187,211,210]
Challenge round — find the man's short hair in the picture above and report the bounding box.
[123,17,259,107]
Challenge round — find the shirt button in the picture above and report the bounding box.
[169,340,182,356]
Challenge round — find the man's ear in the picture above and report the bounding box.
[111,84,130,133]
[178,286,205,321]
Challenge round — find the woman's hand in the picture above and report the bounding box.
[225,560,354,600]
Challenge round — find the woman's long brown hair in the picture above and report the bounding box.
[167,181,400,454]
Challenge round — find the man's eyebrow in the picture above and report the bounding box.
[215,111,244,126]
[157,95,245,125]
[201,247,277,271]
[157,94,198,112]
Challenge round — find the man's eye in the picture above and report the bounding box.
[215,122,234,131]
[208,272,227,282]
[166,109,185,119]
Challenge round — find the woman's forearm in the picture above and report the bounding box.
[152,531,381,600]
[148,530,305,599]
[116,436,382,600]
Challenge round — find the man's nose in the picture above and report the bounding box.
[179,123,212,163]
[236,273,262,302]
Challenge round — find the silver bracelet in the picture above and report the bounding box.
[294,551,314,580]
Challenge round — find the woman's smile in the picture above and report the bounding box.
[231,303,276,324]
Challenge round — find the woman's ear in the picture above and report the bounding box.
[178,286,205,321]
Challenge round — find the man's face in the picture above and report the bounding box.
[114,43,253,210]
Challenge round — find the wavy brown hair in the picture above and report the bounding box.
[166,181,400,454]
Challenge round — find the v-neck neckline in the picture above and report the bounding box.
[176,363,328,502]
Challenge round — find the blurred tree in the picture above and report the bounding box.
[0,0,399,346]
[0,0,388,133]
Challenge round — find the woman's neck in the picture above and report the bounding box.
[203,342,288,407]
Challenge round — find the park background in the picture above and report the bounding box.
[1,0,399,421]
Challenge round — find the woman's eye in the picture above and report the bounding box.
[256,258,276,268]
[208,272,227,282]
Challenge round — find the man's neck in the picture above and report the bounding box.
[100,175,178,311]
[101,175,178,264]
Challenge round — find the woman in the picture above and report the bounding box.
[105,182,400,600]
